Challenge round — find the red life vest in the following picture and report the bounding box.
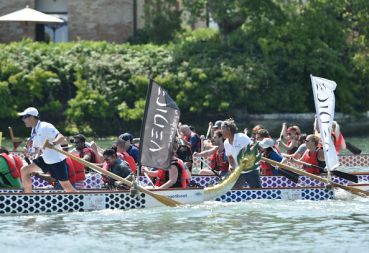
[79,147,97,163]
[119,151,136,174]
[210,149,229,173]
[66,157,76,184]
[303,150,320,174]
[259,160,274,176]
[71,159,86,181]
[0,153,21,179]
[13,155,23,175]
[155,159,189,188]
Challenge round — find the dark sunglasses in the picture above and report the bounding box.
[22,115,32,120]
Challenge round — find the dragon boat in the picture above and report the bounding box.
[1,147,369,215]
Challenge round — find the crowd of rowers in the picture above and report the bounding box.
[0,111,346,192]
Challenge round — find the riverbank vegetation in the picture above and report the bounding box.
[1,0,369,136]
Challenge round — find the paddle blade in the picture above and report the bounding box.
[144,190,182,207]
[331,170,358,183]
[346,142,362,155]
[278,168,299,183]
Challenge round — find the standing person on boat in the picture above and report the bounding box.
[179,124,201,154]
[142,139,191,189]
[221,119,261,188]
[194,130,229,177]
[102,148,132,188]
[119,133,140,163]
[19,107,76,193]
[300,134,325,174]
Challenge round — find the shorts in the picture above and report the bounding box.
[33,156,69,181]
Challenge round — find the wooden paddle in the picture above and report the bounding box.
[43,141,182,207]
[291,158,358,183]
[8,127,22,151]
[0,132,2,147]
[262,157,369,197]
[345,141,362,155]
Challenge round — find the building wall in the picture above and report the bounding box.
[68,0,134,43]
[0,0,35,43]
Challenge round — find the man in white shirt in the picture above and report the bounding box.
[19,107,76,193]
[221,119,261,188]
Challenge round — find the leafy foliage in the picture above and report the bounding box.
[1,0,369,136]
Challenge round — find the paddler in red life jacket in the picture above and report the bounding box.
[194,130,229,177]
[258,138,283,176]
[142,139,191,189]
[0,146,22,187]
[277,123,300,154]
[299,134,325,174]
[332,121,346,155]
[71,134,96,172]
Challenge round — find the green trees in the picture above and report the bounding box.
[1,1,369,136]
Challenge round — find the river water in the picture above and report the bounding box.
[1,138,369,253]
[1,196,369,253]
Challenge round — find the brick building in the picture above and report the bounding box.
[0,0,144,43]
[0,0,209,43]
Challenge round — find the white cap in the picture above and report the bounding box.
[258,138,275,149]
[18,107,39,117]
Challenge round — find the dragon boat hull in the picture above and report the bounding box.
[0,186,340,215]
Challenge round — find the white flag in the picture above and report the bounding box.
[310,75,339,171]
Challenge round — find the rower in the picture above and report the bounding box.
[142,138,191,189]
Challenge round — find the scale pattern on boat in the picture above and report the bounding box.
[216,188,334,202]
[0,192,145,214]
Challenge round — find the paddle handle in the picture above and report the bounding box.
[8,127,15,141]
[43,141,181,206]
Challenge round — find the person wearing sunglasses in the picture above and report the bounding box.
[18,107,76,193]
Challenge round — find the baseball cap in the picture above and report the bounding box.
[258,138,275,149]
[72,134,86,142]
[213,120,223,129]
[119,133,133,143]
[18,107,39,117]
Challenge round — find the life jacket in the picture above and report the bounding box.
[70,159,86,181]
[332,132,345,155]
[210,149,229,172]
[119,151,137,175]
[13,155,23,175]
[66,157,76,184]
[302,149,321,174]
[155,159,189,188]
[79,147,97,163]
[0,153,21,179]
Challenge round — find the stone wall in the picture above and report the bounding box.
[68,0,134,43]
[0,0,35,43]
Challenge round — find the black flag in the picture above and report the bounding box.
[139,79,180,169]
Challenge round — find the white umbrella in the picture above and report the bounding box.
[0,5,63,24]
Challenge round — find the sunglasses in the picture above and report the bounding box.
[22,115,31,120]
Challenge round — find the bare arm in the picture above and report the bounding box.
[158,165,178,189]
[228,155,237,171]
